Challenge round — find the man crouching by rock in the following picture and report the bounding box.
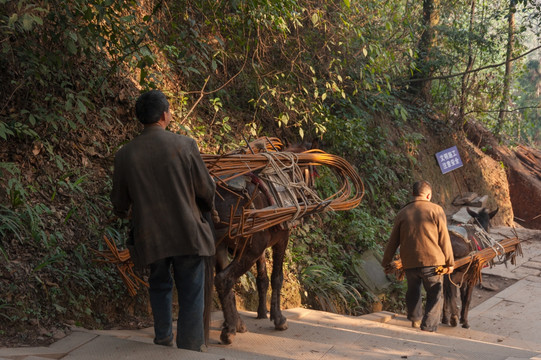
[111,90,216,351]
[381,180,454,332]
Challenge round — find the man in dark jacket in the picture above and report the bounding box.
[381,180,454,332]
[111,90,215,351]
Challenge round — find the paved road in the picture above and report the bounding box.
[1,226,540,360]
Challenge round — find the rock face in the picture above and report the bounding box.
[465,121,541,230]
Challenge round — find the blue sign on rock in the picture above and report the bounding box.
[435,145,463,174]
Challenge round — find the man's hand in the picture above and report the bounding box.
[435,265,454,275]
[212,209,220,223]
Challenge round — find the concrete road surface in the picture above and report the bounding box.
[2,226,540,360]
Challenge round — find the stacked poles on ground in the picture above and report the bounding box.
[91,236,149,296]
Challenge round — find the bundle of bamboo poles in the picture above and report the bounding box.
[386,237,522,285]
[92,236,149,296]
[202,148,365,238]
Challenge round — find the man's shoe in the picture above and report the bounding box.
[154,334,174,347]
[411,320,421,328]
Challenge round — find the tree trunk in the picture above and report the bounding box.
[459,0,476,123]
[496,0,516,135]
[410,0,440,101]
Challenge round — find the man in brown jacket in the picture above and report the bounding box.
[381,180,454,332]
[111,90,216,351]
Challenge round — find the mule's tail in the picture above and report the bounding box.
[203,210,217,346]
[204,255,215,346]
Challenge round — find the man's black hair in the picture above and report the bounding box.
[135,90,170,124]
[413,180,432,196]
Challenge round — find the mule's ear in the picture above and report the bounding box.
[466,207,478,218]
[310,138,320,150]
[489,207,499,219]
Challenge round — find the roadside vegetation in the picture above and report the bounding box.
[1,0,540,345]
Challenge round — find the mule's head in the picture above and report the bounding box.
[466,207,498,231]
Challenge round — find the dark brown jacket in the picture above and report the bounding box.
[111,126,215,266]
[381,197,454,270]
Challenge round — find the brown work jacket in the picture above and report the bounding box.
[381,196,454,270]
[111,126,216,266]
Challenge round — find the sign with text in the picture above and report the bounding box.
[435,146,463,174]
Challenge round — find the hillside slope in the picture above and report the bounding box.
[2,0,540,350]
[382,117,514,226]
[465,121,541,230]
[0,110,524,348]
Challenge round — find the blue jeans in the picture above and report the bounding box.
[405,266,443,332]
[149,255,205,351]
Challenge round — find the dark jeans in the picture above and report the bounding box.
[149,255,205,351]
[405,266,443,332]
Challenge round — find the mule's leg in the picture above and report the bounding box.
[214,267,236,344]
[215,243,229,273]
[459,283,474,329]
[442,275,452,325]
[255,252,269,319]
[269,230,289,331]
[215,242,248,333]
[214,240,266,344]
[442,273,460,327]
[215,242,243,334]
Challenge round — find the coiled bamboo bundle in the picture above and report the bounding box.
[202,148,365,238]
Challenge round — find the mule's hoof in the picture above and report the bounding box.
[442,316,449,325]
[220,330,234,345]
[462,323,470,329]
[450,315,459,327]
[256,311,268,319]
[275,318,288,331]
[237,318,247,333]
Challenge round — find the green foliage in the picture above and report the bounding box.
[380,279,407,313]
[416,0,540,142]
[300,264,364,314]
[290,202,394,315]
[1,0,159,139]
[150,0,420,142]
[515,59,541,146]
[0,157,135,331]
[323,109,412,213]
[286,98,413,314]
[0,162,50,246]
[2,0,540,336]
